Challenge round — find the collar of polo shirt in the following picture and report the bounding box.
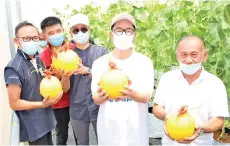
[18,49,38,60]
[179,66,206,82]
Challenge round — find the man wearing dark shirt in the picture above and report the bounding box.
[4,21,62,145]
[61,14,109,145]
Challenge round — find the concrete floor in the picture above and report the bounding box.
[52,123,97,145]
[52,123,163,145]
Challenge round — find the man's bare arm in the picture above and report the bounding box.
[203,117,224,133]
[153,104,166,121]
[7,84,45,110]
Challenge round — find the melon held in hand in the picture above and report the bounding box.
[165,106,196,141]
[99,61,128,99]
[52,42,80,73]
[40,70,62,99]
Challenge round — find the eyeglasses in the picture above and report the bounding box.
[71,27,88,34]
[113,28,135,36]
[17,36,40,42]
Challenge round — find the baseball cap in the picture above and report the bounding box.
[68,14,89,28]
[111,12,136,29]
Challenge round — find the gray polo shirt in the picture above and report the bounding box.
[69,44,108,121]
[4,49,56,142]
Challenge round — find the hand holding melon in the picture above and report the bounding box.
[42,91,63,108]
[98,60,129,100]
[164,105,201,143]
[73,58,90,75]
[52,42,80,74]
[40,70,63,107]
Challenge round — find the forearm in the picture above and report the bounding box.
[203,117,224,133]
[92,93,106,105]
[153,104,166,121]
[130,90,149,103]
[54,73,62,80]
[10,99,44,111]
[61,76,70,92]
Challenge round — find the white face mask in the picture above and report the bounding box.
[179,62,202,75]
[73,31,89,44]
[112,33,134,50]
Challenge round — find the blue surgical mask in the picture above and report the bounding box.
[48,33,65,47]
[179,62,202,75]
[39,40,48,47]
[73,31,89,44]
[21,41,39,55]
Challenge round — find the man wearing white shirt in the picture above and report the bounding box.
[91,12,154,145]
[153,35,229,146]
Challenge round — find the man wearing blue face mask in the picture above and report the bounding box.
[61,13,109,145]
[4,21,63,145]
[38,34,48,54]
[39,16,78,145]
[153,35,229,146]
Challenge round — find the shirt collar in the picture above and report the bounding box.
[178,66,206,82]
[17,49,38,60]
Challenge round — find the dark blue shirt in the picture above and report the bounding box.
[70,44,108,121]
[4,49,56,142]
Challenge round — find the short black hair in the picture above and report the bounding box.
[111,23,136,31]
[40,16,62,32]
[15,21,37,36]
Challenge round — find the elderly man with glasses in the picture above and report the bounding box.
[61,14,108,145]
[91,12,154,145]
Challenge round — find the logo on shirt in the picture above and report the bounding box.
[9,76,19,79]
[109,98,133,102]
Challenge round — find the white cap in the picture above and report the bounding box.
[111,12,136,29]
[68,14,89,28]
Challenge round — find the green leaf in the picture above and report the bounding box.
[132,7,150,22]
[224,4,230,25]
[176,20,188,31]
[189,24,203,36]
[146,26,161,38]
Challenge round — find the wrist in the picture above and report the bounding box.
[198,125,205,136]
[84,67,91,75]
[38,101,47,108]
[87,67,91,74]
[129,89,137,99]
[94,95,103,105]
[130,90,149,103]
[62,75,70,81]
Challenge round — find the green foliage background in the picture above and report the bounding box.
[53,0,230,104]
